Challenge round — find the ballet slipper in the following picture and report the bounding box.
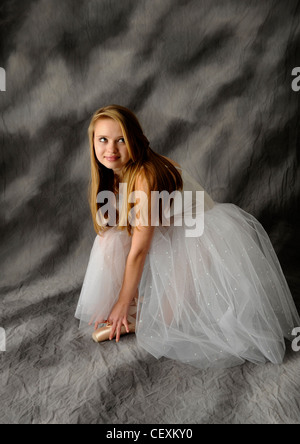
[92,297,138,343]
[92,322,135,343]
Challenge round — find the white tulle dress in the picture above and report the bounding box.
[75,166,300,369]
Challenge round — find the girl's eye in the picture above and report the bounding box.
[98,137,124,143]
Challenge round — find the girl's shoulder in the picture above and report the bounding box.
[161,155,182,170]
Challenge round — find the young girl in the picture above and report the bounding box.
[75,104,300,369]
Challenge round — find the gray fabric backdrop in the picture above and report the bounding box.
[0,0,299,424]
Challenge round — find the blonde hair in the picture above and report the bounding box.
[88,104,183,236]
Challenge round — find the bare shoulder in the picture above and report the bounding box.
[135,165,152,192]
[161,155,182,169]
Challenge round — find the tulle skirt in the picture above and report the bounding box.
[75,202,300,369]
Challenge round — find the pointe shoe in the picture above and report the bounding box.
[92,296,138,343]
[92,322,135,343]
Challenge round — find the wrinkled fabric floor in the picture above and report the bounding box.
[1,248,299,424]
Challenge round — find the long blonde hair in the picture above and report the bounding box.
[88,104,183,236]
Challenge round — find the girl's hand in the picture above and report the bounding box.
[106,300,131,342]
[89,315,105,330]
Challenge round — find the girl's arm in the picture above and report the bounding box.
[106,170,155,341]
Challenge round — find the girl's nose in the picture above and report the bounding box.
[107,141,118,153]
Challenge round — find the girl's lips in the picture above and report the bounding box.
[105,157,120,162]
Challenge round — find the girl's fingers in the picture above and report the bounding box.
[109,323,116,341]
[116,321,123,342]
[116,319,130,341]
[94,318,106,330]
[108,318,129,342]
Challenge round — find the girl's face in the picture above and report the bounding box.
[94,118,130,175]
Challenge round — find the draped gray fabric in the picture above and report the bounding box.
[0,0,299,424]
